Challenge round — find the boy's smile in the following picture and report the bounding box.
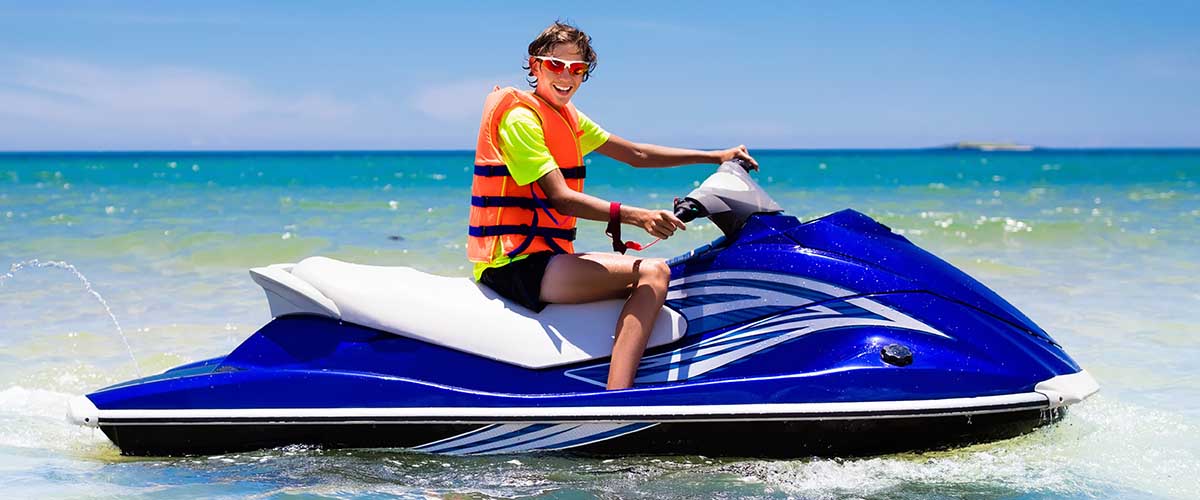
[531,44,586,108]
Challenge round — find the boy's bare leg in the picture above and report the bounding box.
[539,253,671,389]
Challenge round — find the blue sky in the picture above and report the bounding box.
[1,1,1197,150]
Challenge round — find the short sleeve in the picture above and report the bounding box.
[496,107,559,186]
[576,109,610,155]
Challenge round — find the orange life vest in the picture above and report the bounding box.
[466,86,586,263]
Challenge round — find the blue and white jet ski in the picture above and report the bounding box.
[68,160,1098,457]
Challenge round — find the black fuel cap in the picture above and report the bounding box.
[881,344,913,366]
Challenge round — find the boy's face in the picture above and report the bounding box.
[530,44,586,108]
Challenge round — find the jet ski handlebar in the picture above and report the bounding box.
[670,159,782,235]
[672,159,754,223]
[728,157,755,172]
[673,197,708,223]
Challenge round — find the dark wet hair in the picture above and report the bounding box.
[523,21,597,88]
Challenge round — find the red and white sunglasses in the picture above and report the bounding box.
[531,56,591,77]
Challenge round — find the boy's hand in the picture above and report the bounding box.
[717,145,758,170]
[633,208,686,239]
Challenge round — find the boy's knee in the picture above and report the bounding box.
[637,259,671,288]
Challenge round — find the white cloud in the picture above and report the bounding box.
[0,60,534,149]
[410,77,520,123]
[0,58,358,149]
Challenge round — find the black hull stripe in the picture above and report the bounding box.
[102,409,1061,457]
[98,400,1046,426]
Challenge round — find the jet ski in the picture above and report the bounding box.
[67,160,1098,457]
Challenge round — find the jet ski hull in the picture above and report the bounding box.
[86,399,1060,457]
[73,343,1092,457]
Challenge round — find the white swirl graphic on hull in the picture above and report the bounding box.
[565,271,947,387]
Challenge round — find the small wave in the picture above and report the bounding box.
[294,199,395,213]
[728,395,1198,499]
[183,234,331,268]
[4,231,337,271]
[0,386,111,453]
[0,390,1193,498]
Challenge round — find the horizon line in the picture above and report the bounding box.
[2,146,1200,155]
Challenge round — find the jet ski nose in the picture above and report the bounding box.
[1034,370,1100,409]
[67,395,99,427]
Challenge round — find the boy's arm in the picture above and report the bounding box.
[536,169,685,240]
[594,134,758,169]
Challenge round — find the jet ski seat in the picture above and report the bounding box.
[249,256,687,369]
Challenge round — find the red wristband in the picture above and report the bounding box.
[606,202,625,253]
[604,202,661,254]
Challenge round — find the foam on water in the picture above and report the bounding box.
[5,396,1187,499]
[0,379,1194,498]
[724,397,1198,499]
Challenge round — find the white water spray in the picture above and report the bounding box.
[1,259,141,377]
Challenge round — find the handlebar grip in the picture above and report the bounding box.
[673,198,705,223]
[675,205,698,223]
[728,158,754,172]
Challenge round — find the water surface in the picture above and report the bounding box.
[1,149,1197,498]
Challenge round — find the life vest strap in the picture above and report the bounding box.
[473,165,510,177]
[560,166,586,179]
[470,196,542,209]
[468,225,577,241]
[473,165,586,179]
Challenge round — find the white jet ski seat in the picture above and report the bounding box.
[248,256,687,369]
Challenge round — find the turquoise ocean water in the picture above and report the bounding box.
[1,150,1197,498]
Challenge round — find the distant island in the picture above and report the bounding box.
[941,141,1036,151]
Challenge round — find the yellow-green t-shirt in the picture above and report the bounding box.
[472,106,610,280]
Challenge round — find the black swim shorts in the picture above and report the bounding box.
[479,251,556,312]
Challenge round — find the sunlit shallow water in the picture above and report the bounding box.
[1,150,1197,498]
